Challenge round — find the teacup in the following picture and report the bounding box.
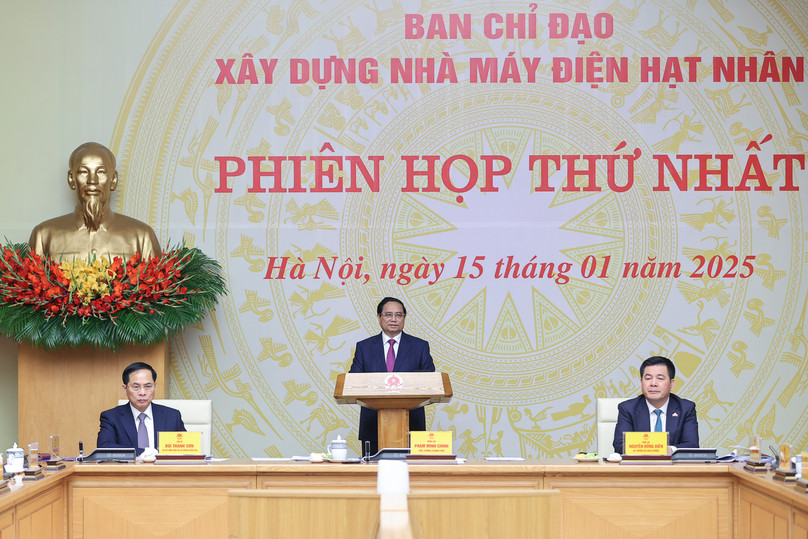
[328,436,348,460]
[5,444,24,473]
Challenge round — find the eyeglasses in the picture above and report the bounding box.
[380,312,405,319]
[128,384,155,392]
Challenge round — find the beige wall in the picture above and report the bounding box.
[0,338,18,452]
[0,0,174,449]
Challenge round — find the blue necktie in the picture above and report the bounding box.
[653,409,663,432]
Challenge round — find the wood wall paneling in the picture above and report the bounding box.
[18,342,168,456]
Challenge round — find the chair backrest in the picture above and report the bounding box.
[596,397,630,457]
[407,489,560,539]
[118,399,212,455]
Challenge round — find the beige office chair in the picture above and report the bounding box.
[118,399,213,455]
[596,397,630,457]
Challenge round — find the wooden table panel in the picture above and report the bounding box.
[0,508,14,539]
[229,489,381,539]
[544,465,734,539]
[559,487,722,539]
[794,508,808,539]
[16,485,63,539]
[67,462,256,539]
[257,460,546,491]
[739,484,790,539]
[2,459,807,538]
[80,488,228,539]
[407,490,561,539]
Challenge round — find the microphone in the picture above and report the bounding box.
[78,441,84,461]
[769,445,780,468]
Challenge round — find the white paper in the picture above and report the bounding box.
[252,457,292,462]
[484,457,525,461]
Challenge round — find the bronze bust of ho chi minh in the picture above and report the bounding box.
[28,142,161,260]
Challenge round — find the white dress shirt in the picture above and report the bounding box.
[382,332,401,360]
[645,398,669,432]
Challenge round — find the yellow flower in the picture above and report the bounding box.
[59,256,114,303]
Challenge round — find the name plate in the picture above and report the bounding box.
[79,448,136,462]
[624,432,668,455]
[411,431,453,455]
[159,432,202,454]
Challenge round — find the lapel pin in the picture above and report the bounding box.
[672,413,679,417]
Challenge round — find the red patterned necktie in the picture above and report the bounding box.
[386,339,396,372]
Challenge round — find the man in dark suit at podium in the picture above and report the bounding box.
[349,297,435,454]
[613,356,699,454]
[97,362,185,455]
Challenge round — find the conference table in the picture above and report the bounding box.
[1,458,806,538]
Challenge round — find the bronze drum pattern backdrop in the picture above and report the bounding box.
[109,0,807,458]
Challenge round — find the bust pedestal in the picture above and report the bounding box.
[17,342,168,456]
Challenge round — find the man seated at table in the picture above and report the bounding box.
[97,362,185,454]
[349,297,435,455]
[613,356,699,454]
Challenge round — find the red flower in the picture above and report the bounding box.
[43,287,61,299]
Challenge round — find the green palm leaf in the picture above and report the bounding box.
[0,242,227,350]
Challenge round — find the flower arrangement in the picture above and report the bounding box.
[60,257,114,305]
[0,243,226,350]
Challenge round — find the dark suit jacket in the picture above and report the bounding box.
[612,394,699,454]
[349,332,436,454]
[97,403,186,454]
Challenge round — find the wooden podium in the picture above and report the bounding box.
[334,372,452,449]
